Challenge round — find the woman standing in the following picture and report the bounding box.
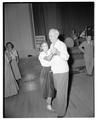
[39,42,55,111]
[79,36,94,75]
[5,50,19,97]
[5,42,21,82]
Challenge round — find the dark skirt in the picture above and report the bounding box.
[40,67,55,99]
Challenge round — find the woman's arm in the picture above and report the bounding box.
[79,42,85,53]
[44,52,54,61]
[51,48,60,55]
[16,51,19,63]
[13,49,19,63]
[43,48,60,61]
[16,56,19,63]
[5,51,12,63]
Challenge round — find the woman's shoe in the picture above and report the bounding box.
[47,105,54,111]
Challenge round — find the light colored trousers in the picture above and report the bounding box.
[52,72,69,116]
[84,54,94,75]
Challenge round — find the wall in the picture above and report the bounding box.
[4,3,36,58]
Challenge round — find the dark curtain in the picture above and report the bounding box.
[32,2,94,44]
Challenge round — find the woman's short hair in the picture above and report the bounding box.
[39,41,48,52]
[6,42,14,48]
[40,41,47,46]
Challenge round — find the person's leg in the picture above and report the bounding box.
[84,55,90,74]
[88,59,94,75]
[53,72,69,116]
[40,68,48,99]
[46,71,55,111]
[47,97,52,104]
[46,97,54,111]
[47,71,56,102]
[85,55,93,75]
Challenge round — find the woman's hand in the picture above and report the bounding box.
[16,56,19,63]
[79,46,85,53]
[9,58,12,63]
[8,56,12,62]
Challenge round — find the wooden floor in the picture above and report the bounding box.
[4,57,94,118]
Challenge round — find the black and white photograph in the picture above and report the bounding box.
[3,1,95,118]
